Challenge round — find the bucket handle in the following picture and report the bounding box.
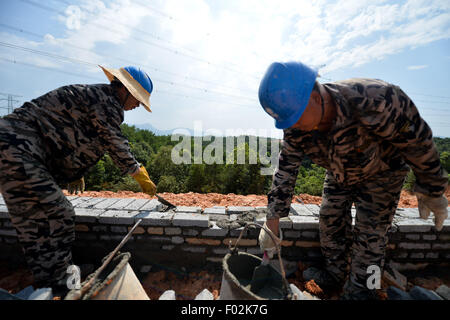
[229,222,292,300]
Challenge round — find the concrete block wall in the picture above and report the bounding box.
[0,195,449,271]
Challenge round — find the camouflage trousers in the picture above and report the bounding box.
[0,118,75,288]
[319,168,408,294]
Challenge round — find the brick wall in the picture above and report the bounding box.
[0,196,449,272]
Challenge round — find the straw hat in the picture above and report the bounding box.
[99,65,152,112]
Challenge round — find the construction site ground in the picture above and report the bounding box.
[1,188,449,300]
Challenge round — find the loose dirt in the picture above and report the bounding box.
[62,187,450,209]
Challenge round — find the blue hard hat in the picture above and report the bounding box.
[124,66,153,95]
[258,61,318,129]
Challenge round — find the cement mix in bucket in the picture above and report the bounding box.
[221,252,289,300]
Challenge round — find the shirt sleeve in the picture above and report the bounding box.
[360,85,448,197]
[267,130,304,219]
[91,101,141,176]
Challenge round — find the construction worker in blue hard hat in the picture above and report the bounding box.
[0,65,157,295]
[257,61,448,300]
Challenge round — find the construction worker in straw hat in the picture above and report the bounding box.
[0,65,157,293]
[257,61,448,300]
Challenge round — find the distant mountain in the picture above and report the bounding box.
[135,123,194,136]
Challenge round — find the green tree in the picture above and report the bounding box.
[157,175,181,193]
[294,164,326,196]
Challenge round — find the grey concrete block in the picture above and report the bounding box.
[279,217,293,229]
[182,247,206,253]
[432,243,450,250]
[396,219,434,233]
[396,208,420,219]
[284,230,301,238]
[176,206,202,213]
[110,226,128,234]
[139,199,163,212]
[105,198,136,210]
[0,209,9,218]
[92,198,122,209]
[425,252,439,259]
[70,197,93,207]
[227,206,253,214]
[2,220,12,228]
[410,253,424,259]
[183,229,199,236]
[246,247,262,255]
[92,226,108,233]
[99,235,127,242]
[202,221,228,237]
[162,245,175,250]
[212,248,229,255]
[290,204,320,217]
[301,231,319,240]
[171,236,184,244]
[398,243,431,250]
[74,208,104,223]
[125,199,152,211]
[148,236,172,244]
[204,207,227,215]
[99,210,140,225]
[291,216,319,230]
[172,212,209,227]
[135,211,174,226]
[76,197,108,209]
[422,234,437,241]
[404,234,421,241]
[165,227,182,235]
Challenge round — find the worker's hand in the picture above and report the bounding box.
[132,166,157,197]
[258,221,282,259]
[67,177,85,195]
[416,192,448,231]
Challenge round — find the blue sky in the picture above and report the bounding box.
[0,0,449,138]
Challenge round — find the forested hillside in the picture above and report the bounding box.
[83,124,450,196]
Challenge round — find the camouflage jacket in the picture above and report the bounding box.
[268,78,448,219]
[3,84,140,184]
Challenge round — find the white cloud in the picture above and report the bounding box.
[1,0,449,135]
[407,65,428,70]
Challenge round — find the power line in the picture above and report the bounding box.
[0,22,257,96]
[0,57,259,109]
[154,89,257,109]
[0,41,258,102]
[19,0,261,81]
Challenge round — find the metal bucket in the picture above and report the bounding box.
[65,252,149,300]
[219,223,292,300]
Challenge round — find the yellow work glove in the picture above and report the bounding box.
[416,192,448,231]
[67,177,85,195]
[133,166,157,197]
[258,222,282,259]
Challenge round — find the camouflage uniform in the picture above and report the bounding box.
[267,78,448,294]
[0,84,140,288]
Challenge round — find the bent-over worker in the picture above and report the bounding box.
[257,61,448,299]
[0,65,157,292]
